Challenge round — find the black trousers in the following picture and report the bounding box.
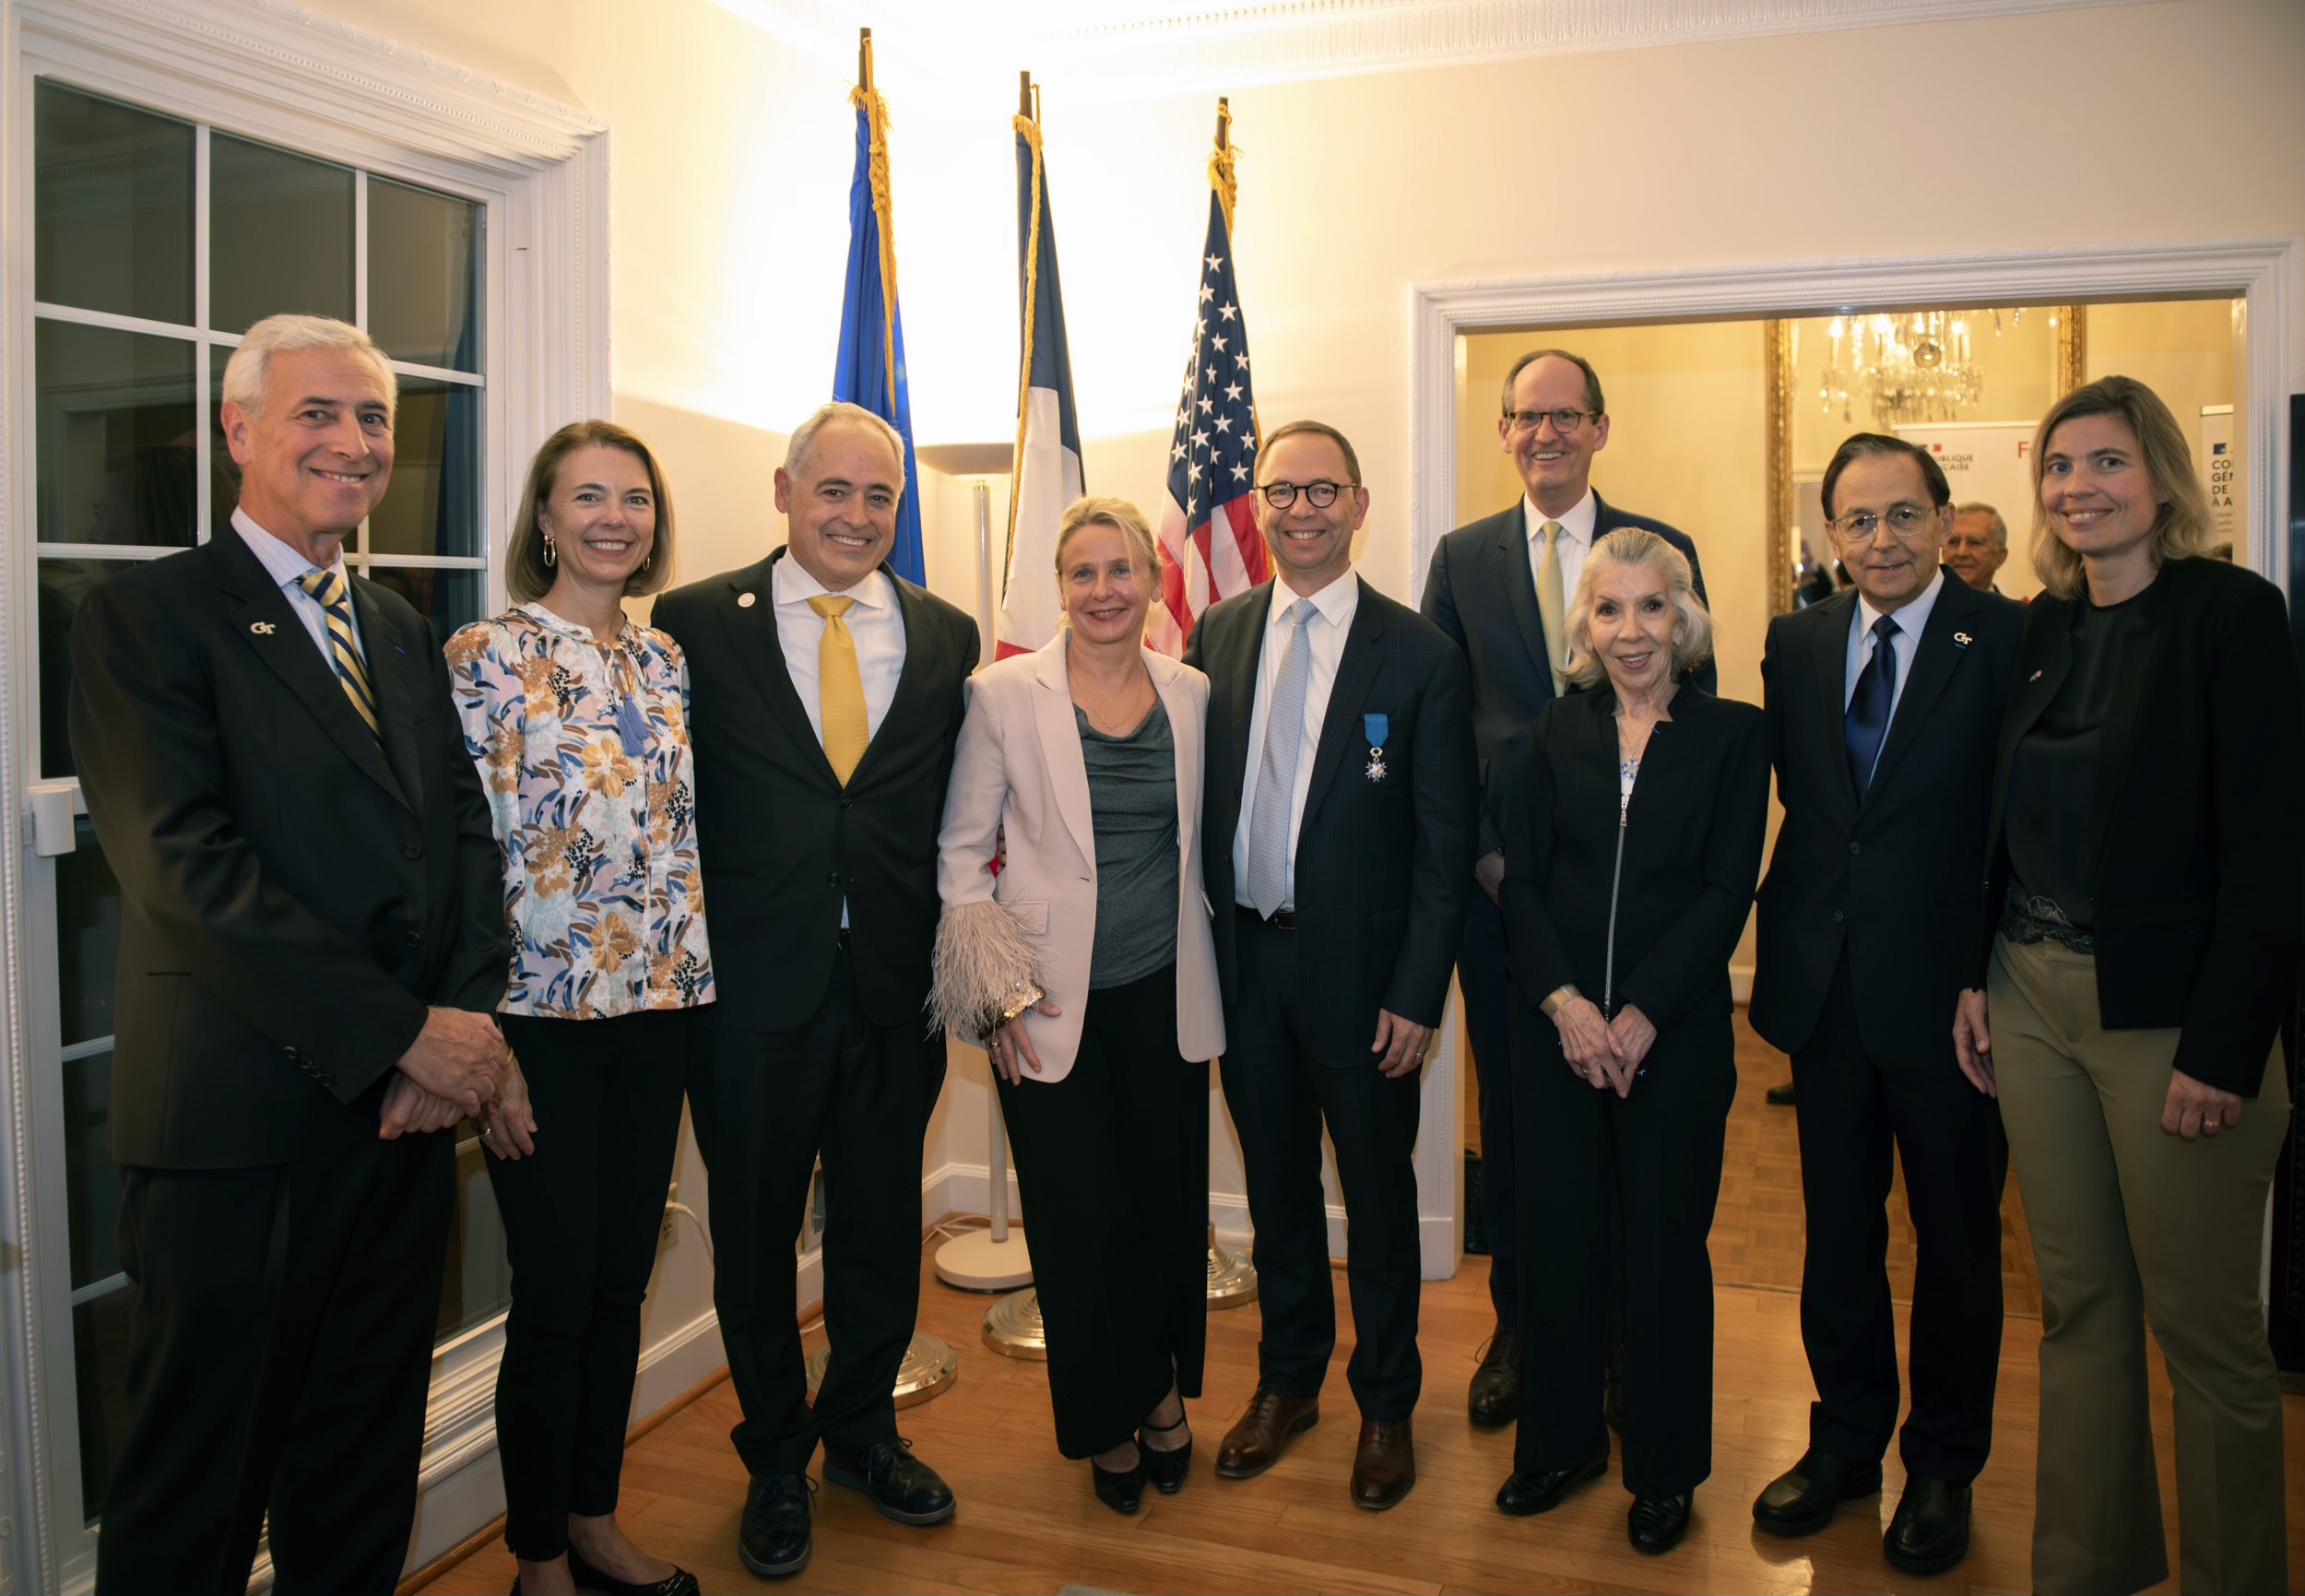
[1512,1003,1733,1496]
[94,1117,454,1595]
[686,948,945,1477]
[1220,914,1424,1420]
[998,964,1210,1457]
[1791,952,2004,1481]
[490,1009,689,1557]
[1456,892,1519,1327]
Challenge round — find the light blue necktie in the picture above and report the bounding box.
[1247,598,1316,918]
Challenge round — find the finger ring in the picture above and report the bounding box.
[480,1124,493,1139]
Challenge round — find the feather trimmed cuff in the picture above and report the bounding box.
[929,898,1048,1041]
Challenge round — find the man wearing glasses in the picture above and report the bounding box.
[1746,432,2018,1575]
[1187,420,1475,1509]
[1421,349,1711,1425]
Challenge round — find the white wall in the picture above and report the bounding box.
[305,0,2305,1413]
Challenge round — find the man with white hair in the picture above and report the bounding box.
[653,401,980,1578]
[73,313,512,1594]
[1942,502,2010,593]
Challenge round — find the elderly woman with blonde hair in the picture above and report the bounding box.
[931,495,1223,1514]
[1491,526,1768,1555]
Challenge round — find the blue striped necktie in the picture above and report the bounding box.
[295,568,380,739]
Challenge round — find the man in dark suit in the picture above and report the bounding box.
[71,313,512,1595]
[1421,349,1711,1419]
[1747,432,2019,1576]
[652,401,978,1578]
[1943,502,2011,593]
[1187,420,1475,1510]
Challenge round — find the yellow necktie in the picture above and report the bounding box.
[809,594,869,785]
[1536,520,1568,696]
[294,568,380,738]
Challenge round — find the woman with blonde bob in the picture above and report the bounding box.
[1494,526,1768,1555]
[1954,375,2299,1594]
[448,419,710,1596]
[931,496,1223,1513]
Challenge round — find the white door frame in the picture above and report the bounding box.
[0,2,607,1589]
[1404,236,2303,1278]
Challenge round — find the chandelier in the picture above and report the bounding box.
[1819,308,2035,427]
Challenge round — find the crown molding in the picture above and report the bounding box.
[17,0,602,169]
[714,0,2149,96]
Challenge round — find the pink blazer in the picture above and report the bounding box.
[934,635,1224,1082]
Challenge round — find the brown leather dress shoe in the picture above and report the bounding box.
[1350,1417,1416,1509]
[1213,1387,1319,1479]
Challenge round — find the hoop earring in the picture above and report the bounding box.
[542,535,557,568]
[640,550,651,573]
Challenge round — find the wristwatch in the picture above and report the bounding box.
[1539,983,1581,1019]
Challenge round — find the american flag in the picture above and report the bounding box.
[1149,185,1268,655]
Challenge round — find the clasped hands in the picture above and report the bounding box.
[380,1005,537,1159]
[1552,996,1655,1097]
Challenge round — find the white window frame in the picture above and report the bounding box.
[0,2,607,1590]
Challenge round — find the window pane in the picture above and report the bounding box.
[39,558,147,779]
[208,344,241,531]
[368,176,481,372]
[64,1046,122,1289]
[359,564,483,652]
[35,82,193,325]
[73,1283,136,1522]
[435,1130,512,1338]
[36,322,197,548]
[209,134,354,334]
[367,378,479,558]
[57,816,121,1048]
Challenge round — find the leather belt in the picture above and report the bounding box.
[1237,904,1296,930]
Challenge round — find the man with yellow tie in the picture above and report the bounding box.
[1421,349,1711,1426]
[652,401,979,1580]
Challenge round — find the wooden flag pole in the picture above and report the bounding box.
[858,27,872,92]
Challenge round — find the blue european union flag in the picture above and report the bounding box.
[832,90,926,586]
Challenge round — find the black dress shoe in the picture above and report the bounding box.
[739,1472,814,1580]
[1885,1475,1971,1575]
[823,1436,957,1525]
[566,1547,702,1596]
[1495,1453,1607,1516]
[1751,1447,1883,1536]
[1091,1451,1147,1514]
[1628,1493,1692,1555]
[1139,1417,1193,1494]
[1468,1327,1520,1425]
[1766,1081,1799,1106]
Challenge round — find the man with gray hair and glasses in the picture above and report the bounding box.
[1422,349,1710,1424]
[1942,502,2011,593]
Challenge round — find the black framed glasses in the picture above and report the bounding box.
[1504,408,1599,435]
[1258,479,1356,510]
[1829,502,1944,542]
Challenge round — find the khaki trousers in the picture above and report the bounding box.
[1991,935,2290,1595]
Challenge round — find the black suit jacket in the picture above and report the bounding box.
[1969,556,2303,1096]
[652,548,979,1034]
[1424,492,1713,857]
[68,529,507,1169]
[1748,573,2024,1072]
[1185,576,1476,1062]
[1501,685,1767,1028]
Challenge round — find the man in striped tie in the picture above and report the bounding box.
[71,313,512,1595]
[652,402,980,1579]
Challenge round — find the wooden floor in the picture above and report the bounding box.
[423,1015,2303,1596]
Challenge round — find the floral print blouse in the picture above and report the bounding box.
[447,602,714,1019]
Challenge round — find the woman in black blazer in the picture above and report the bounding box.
[1953,375,2299,1596]
[1493,527,1769,1554]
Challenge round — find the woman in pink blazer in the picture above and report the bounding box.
[934,496,1223,1514]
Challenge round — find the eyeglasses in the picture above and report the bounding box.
[1829,503,1943,542]
[1258,479,1356,510]
[1504,408,1599,435]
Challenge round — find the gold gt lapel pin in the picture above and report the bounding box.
[250,621,277,635]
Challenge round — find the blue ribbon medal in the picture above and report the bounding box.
[1364,712,1389,782]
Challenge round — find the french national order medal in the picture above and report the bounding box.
[1364,711,1389,783]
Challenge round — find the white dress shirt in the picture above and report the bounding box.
[1844,567,1946,778]
[1231,568,1361,912]
[772,552,905,743]
[1523,487,1598,616]
[233,507,364,667]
